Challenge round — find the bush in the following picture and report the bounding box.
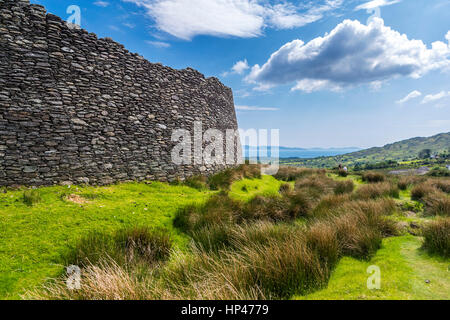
[23,189,41,206]
[423,192,450,217]
[362,172,385,183]
[422,218,450,257]
[334,180,354,195]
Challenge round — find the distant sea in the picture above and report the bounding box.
[243,146,361,160]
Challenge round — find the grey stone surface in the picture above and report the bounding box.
[0,0,239,186]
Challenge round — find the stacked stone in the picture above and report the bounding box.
[0,0,239,186]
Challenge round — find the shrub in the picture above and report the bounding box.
[334,180,354,195]
[411,182,437,200]
[362,172,385,183]
[423,192,450,217]
[354,182,399,200]
[23,189,41,206]
[422,218,450,257]
[66,227,172,268]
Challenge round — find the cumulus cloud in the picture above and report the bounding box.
[246,18,450,92]
[421,91,450,104]
[235,105,278,111]
[396,90,422,104]
[223,60,250,77]
[94,1,110,7]
[355,0,401,11]
[123,0,343,40]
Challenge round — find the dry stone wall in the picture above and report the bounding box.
[0,0,239,186]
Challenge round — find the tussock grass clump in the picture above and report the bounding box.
[422,192,450,217]
[397,176,416,190]
[184,175,208,190]
[422,218,450,257]
[432,179,450,194]
[411,182,437,200]
[66,227,172,268]
[274,166,325,182]
[28,260,153,300]
[23,189,41,206]
[362,172,385,183]
[279,183,291,194]
[311,194,351,218]
[337,169,348,177]
[294,175,336,195]
[428,167,450,177]
[354,182,399,200]
[174,192,243,233]
[208,164,261,190]
[334,180,354,195]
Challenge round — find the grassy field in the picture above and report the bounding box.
[0,167,449,300]
[297,235,449,300]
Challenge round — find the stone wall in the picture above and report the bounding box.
[0,0,239,186]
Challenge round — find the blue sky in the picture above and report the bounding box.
[31,0,450,148]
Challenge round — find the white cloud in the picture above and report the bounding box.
[146,40,171,48]
[235,105,278,111]
[246,18,450,92]
[223,59,250,77]
[94,1,110,7]
[355,0,401,11]
[421,91,450,104]
[123,0,343,40]
[123,22,136,29]
[396,90,422,104]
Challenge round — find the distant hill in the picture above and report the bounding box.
[281,132,450,168]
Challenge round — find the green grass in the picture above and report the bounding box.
[295,235,450,300]
[1,171,448,300]
[0,175,283,300]
[0,182,213,299]
[229,175,283,201]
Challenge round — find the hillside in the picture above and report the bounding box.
[281,132,450,168]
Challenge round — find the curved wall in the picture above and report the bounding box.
[0,0,239,186]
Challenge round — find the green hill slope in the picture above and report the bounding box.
[282,132,450,168]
